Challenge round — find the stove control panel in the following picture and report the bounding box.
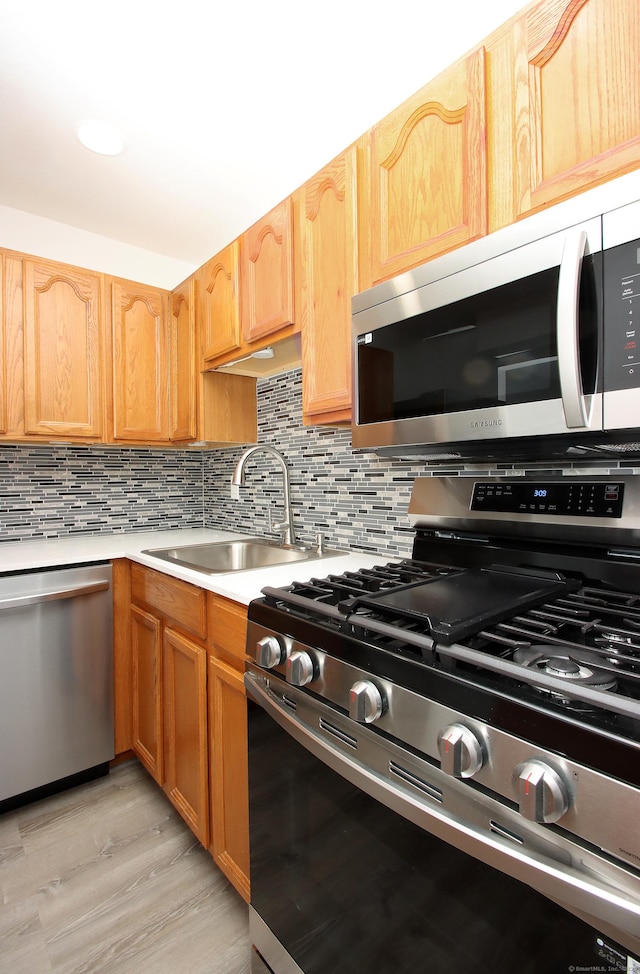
[471,480,625,518]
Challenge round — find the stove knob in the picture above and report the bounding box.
[349,680,384,724]
[437,724,484,779]
[255,635,289,669]
[514,761,570,824]
[286,650,315,687]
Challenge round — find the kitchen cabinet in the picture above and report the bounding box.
[359,47,487,288]
[128,564,250,891]
[0,252,105,441]
[296,145,359,425]
[164,627,209,846]
[109,279,171,443]
[0,253,6,433]
[131,602,164,782]
[130,564,210,846]
[198,241,242,363]
[23,257,105,439]
[241,197,295,343]
[169,278,197,441]
[207,593,250,903]
[507,0,640,220]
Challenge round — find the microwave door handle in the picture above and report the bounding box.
[557,229,589,428]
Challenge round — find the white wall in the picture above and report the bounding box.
[0,204,196,288]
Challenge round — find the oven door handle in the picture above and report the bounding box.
[246,673,640,953]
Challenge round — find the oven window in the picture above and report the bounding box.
[249,702,626,974]
[357,257,600,425]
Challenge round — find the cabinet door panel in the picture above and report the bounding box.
[208,655,250,902]
[241,198,294,343]
[131,604,163,783]
[111,281,169,441]
[169,279,196,441]
[199,242,241,363]
[298,147,358,423]
[362,46,487,287]
[515,0,640,215]
[23,259,103,438]
[164,628,209,846]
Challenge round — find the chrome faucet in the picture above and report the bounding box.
[231,445,297,547]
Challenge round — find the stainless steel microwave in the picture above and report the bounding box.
[352,170,640,461]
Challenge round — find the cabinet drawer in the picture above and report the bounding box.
[208,593,248,666]
[131,564,207,640]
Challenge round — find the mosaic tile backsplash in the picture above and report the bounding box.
[0,446,203,541]
[2,368,638,556]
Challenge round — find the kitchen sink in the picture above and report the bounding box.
[141,538,345,574]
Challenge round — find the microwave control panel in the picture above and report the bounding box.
[603,236,640,391]
[471,481,625,518]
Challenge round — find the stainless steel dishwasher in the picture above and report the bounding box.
[0,562,114,807]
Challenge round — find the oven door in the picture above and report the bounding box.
[352,218,603,454]
[246,671,640,974]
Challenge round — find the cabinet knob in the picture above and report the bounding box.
[437,724,484,779]
[514,760,571,824]
[348,680,384,724]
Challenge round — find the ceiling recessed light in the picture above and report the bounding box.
[77,120,124,156]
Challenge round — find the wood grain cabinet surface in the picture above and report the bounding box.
[110,279,170,442]
[360,46,487,288]
[198,241,242,363]
[241,196,295,343]
[164,627,210,847]
[296,145,358,425]
[510,0,640,218]
[127,565,250,899]
[131,603,164,783]
[169,278,197,442]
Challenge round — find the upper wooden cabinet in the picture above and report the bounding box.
[169,278,197,441]
[110,279,170,442]
[296,145,359,425]
[199,241,241,364]
[22,257,104,439]
[241,197,295,343]
[360,47,487,288]
[0,254,6,434]
[511,0,640,218]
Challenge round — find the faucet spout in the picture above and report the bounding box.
[231,445,296,547]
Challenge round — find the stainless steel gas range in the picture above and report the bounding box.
[245,476,640,974]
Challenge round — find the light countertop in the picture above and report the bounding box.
[0,528,388,605]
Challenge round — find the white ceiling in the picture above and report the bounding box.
[0,0,528,274]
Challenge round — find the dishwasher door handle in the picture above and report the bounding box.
[0,580,110,611]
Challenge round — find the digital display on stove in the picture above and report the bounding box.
[471,481,625,517]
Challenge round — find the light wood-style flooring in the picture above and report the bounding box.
[0,759,251,974]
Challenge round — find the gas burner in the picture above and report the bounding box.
[514,646,618,708]
[595,632,640,662]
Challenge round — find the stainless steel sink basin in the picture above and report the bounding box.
[141,538,345,574]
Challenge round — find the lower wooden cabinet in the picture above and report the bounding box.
[131,603,163,782]
[164,627,210,847]
[208,655,250,902]
[128,563,250,900]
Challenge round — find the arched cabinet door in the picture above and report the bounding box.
[169,279,196,442]
[296,145,358,424]
[514,0,640,216]
[110,279,169,442]
[240,197,295,343]
[23,258,104,438]
[199,241,241,364]
[361,45,487,288]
